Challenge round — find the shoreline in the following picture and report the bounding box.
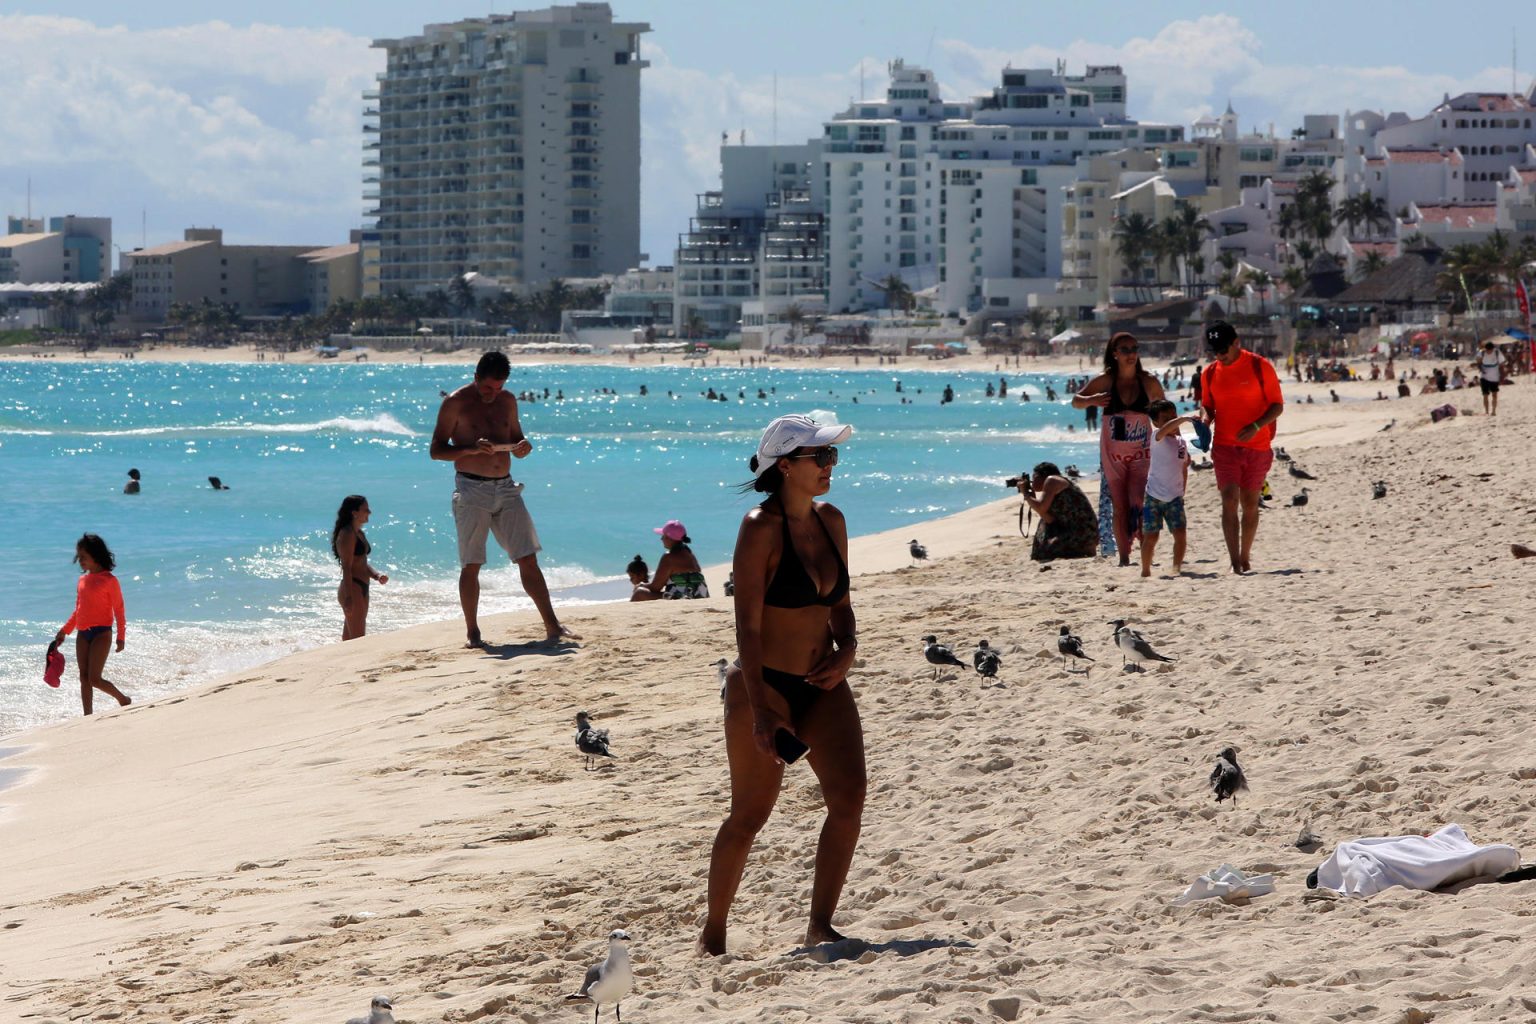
[0,375,1532,1020]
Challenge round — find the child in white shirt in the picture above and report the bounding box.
[1141,399,1192,577]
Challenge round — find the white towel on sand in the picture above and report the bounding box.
[1171,864,1276,906]
[1313,823,1519,898]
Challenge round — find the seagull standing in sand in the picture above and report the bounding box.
[972,640,1001,679]
[1057,625,1093,671]
[566,929,633,1024]
[1372,481,1388,499]
[1291,488,1310,507]
[712,657,730,699]
[908,539,928,564]
[1209,747,1249,808]
[921,635,966,680]
[345,996,395,1024]
[1287,463,1316,481]
[574,712,614,770]
[1109,620,1174,671]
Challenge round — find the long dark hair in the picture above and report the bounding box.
[331,495,367,561]
[74,533,115,572]
[1102,331,1147,378]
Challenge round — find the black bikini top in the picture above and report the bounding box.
[355,534,371,557]
[762,499,849,609]
[1106,373,1151,416]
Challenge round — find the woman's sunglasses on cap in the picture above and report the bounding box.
[786,446,839,468]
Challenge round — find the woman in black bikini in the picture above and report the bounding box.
[332,495,387,640]
[699,414,865,956]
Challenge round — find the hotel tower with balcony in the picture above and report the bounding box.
[366,4,649,294]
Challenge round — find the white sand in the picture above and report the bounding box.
[1,367,1532,1022]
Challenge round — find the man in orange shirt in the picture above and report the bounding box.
[1199,321,1284,574]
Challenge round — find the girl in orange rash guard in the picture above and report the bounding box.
[53,533,132,715]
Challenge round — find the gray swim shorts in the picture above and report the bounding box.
[452,473,541,565]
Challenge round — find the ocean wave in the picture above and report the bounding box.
[70,414,419,438]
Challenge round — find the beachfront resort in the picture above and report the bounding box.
[4,4,1536,1022]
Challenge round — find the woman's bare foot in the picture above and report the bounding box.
[543,624,583,645]
[118,695,131,706]
[696,926,726,957]
[804,922,848,946]
[464,629,485,650]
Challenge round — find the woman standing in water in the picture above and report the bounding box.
[53,533,131,715]
[333,495,387,640]
[699,414,865,955]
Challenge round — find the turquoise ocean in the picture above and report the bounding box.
[0,358,1098,734]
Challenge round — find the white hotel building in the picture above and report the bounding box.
[367,4,649,294]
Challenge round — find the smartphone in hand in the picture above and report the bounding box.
[774,728,809,764]
[491,442,518,452]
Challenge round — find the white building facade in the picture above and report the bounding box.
[368,4,649,295]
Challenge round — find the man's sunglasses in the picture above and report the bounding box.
[787,446,839,468]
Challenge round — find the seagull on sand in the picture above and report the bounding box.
[712,657,730,699]
[909,539,929,564]
[1108,620,1174,671]
[345,996,395,1024]
[574,712,614,770]
[1380,418,1396,432]
[1287,463,1317,481]
[1372,481,1388,499]
[1291,488,1310,507]
[566,929,633,1024]
[1273,447,1292,462]
[1056,625,1093,671]
[972,640,1001,679]
[921,635,966,680]
[1209,747,1249,808]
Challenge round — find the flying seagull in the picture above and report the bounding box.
[1209,746,1249,808]
[1287,463,1317,481]
[1291,488,1310,507]
[921,635,966,680]
[345,996,395,1024]
[972,640,1001,679]
[712,657,730,699]
[1108,619,1174,671]
[908,539,929,564]
[574,712,614,771]
[1057,625,1093,671]
[566,929,634,1024]
[1371,481,1387,499]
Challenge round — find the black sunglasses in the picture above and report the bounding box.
[787,446,839,468]
[1116,345,1138,354]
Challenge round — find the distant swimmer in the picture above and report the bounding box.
[123,468,141,494]
[207,476,230,490]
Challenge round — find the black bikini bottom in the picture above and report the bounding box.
[762,666,838,719]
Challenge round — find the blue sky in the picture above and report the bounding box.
[1,2,1528,274]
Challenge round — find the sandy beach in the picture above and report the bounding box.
[3,361,1533,1022]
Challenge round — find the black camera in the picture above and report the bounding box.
[1005,474,1031,490]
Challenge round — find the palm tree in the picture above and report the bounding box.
[1247,269,1273,316]
[1356,251,1388,280]
[1296,171,1336,246]
[783,303,806,342]
[449,274,476,317]
[1161,201,1210,292]
[1281,265,1306,295]
[1334,194,1364,238]
[1359,192,1391,240]
[1276,203,1298,244]
[1112,211,1157,302]
[49,291,79,332]
[878,273,914,315]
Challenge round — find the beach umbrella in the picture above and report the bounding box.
[1048,328,1083,346]
[1505,328,1531,341]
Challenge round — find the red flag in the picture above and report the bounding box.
[1520,279,1534,372]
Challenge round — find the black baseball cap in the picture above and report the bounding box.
[1204,321,1237,351]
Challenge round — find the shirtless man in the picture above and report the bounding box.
[430,351,579,647]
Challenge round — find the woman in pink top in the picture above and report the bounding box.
[52,533,132,715]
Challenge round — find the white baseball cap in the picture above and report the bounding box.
[752,413,852,478]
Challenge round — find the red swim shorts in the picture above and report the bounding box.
[1211,444,1274,492]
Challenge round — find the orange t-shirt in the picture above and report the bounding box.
[63,571,126,636]
[1200,350,1283,450]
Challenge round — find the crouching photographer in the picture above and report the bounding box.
[1012,461,1097,563]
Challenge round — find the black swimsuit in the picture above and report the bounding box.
[758,500,850,719]
[352,534,371,592]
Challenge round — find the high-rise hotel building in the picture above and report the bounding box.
[366,4,649,294]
